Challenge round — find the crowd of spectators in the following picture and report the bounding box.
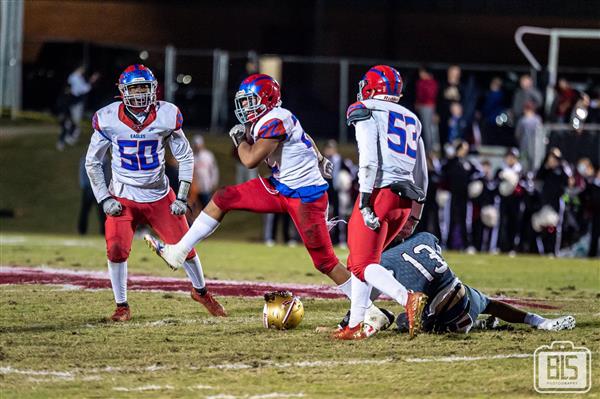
[317,68,600,258]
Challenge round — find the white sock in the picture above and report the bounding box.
[108,260,127,304]
[348,275,372,328]
[183,254,206,290]
[179,211,220,253]
[364,263,408,306]
[337,277,352,299]
[525,312,545,327]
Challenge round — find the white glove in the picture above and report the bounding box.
[318,155,333,179]
[229,124,246,147]
[102,198,122,216]
[360,207,380,230]
[170,181,190,216]
[170,199,187,215]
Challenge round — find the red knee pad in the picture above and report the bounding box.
[106,242,130,263]
[313,256,339,275]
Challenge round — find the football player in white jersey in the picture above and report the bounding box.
[145,74,394,329]
[333,65,430,340]
[85,64,226,321]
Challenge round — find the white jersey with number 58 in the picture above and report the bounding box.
[346,99,428,194]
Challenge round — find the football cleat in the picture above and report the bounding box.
[331,323,368,340]
[191,288,228,317]
[364,305,395,332]
[110,305,131,322]
[405,291,428,339]
[144,234,187,270]
[537,315,576,331]
[337,310,351,330]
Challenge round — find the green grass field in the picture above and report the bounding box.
[1,233,599,398]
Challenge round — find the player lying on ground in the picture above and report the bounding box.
[85,64,226,321]
[338,232,575,334]
[333,65,430,340]
[145,73,392,330]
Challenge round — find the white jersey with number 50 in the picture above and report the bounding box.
[85,101,194,203]
[346,99,428,193]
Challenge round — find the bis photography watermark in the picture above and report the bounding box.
[534,341,592,394]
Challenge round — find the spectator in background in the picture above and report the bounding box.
[497,148,523,255]
[553,78,578,122]
[415,152,442,239]
[438,65,463,145]
[471,159,500,253]
[64,65,99,146]
[192,135,219,211]
[534,148,570,256]
[415,66,439,151]
[447,102,468,142]
[482,77,505,123]
[512,74,542,120]
[442,140,481,250]
[322,140,343,245]
[580,166,600,257]
[78,154,110,235]
[515,101,544,171]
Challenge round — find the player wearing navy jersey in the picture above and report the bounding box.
[85,64,226,321]
[334,65,429,340]
[379,232,575,333]
[145,74,392,328]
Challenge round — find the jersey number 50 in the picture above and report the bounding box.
[387,111,418,159]
[118,140,159,171]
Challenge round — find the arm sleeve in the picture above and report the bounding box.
[412,137,429,197]
[168,128,194,183]
[354,118,379,194]
[85,131,112,203]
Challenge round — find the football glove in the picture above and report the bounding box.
[102,198,122,216]
[397,216,419,240]
[170,181,190,216]
[318,155,333,179]
[359,192,379,230]
[229,124,246,147]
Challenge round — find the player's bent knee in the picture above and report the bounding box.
[314,258,339,275]
[107,243,130,263]
[211,186,239,212]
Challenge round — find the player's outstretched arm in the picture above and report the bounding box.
[237,139,279,169]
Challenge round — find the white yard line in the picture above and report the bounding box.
[113,385,174,392]
[405,353,532,363]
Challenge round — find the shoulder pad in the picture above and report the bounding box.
[257,118,287,140]
[346,102,372,125]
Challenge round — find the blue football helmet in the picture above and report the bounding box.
[118,64,157,108]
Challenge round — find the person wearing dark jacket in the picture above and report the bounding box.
[535,148,570,255]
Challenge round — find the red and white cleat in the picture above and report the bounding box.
[331,323,369,340]
[405,291,428,339]
[191,288,228,317]
[110,305,131,322]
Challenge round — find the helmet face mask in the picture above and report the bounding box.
[234,90,267,124]
[234,74,281,125]
[118,64,158,110]
[263,290,304,330]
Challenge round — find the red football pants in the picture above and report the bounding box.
[212,178,339,273]
[347,188,412,280]
[105,189,196,262]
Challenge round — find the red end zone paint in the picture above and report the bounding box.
[0,266,560,309]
